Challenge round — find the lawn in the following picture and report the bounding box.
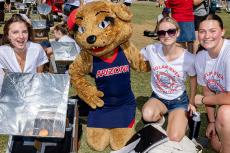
[1,1,230,153]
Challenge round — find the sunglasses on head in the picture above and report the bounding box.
[157,29,177,37]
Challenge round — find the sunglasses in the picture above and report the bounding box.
[157,29,177,37]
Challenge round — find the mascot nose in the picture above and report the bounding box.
[87,35,97,44]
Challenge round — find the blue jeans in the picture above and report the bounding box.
[151,91,189,112]
[177,22,195,42]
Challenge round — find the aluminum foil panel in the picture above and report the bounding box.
[14,3,27,9]
[0,73,70,138]
[23,0,36,3]
[51,42,78,61]
[32,20,47,30]
[37,4,52,15]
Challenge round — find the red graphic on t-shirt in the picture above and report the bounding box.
[207,79,225,93]
[156,71,179,94]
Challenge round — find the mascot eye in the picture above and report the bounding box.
[98,20,111,29]
[78,26,85,34]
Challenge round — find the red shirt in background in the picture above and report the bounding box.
[165,0,194,22]
[67,8,78,30]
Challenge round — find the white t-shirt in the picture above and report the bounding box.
[0,41,48,73]
[58,35,81,55]
[141,43,196,100]
[0,41,48,92]
[195,39,230,93]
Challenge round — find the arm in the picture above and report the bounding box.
[202,91,230,105]
[202,86,216,122]
[121,41,151,72]
[68,51,104,109]
[203,86,217,138]
[188,75,197,114]
[189,75,197,105]
[37,65,44,73]
[194,90,230,105]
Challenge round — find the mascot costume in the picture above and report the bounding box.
[69,1,150,151]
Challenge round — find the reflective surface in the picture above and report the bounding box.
[37,4,52,16]
[32,20,47,30]
[0,73,70,138]
[51,42,78,61]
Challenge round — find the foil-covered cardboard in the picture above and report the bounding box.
[51,42,78,61]
[32,20,47,30]
[0,73,70,138]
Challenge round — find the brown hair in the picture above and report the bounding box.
[54,23,69,35]
[2,14,33,44]
[156,17,180,32]
[198,14,224,30]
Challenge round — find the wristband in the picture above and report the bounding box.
[201,96,205,104]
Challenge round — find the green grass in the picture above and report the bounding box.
[131,2,161,24]
[1,2,230,153]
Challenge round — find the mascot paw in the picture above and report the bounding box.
[87,88,104,109]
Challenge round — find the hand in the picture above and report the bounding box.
[195,94,204,106]
[206,122,216,139]
[87,90,104,109]
[81,86,104,109]
[188,104,196,116]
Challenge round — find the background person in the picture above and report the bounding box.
[193,0,210,54]
[165,0,196,53]
[43,23,81,59]
[141,17,197,142]
[194,14,230,153]
[225,0,230,12]
[64,0,82,16]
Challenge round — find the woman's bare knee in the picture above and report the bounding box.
[142,100,163,122]
[216,105,230,129]
[168,131,184,142]
[142,107,160,122]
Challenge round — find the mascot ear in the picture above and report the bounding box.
[111,3,133,22]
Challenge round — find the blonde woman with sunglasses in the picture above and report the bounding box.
[141,17,197,142]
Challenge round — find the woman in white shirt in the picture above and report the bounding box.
[0,14,48,82]
[141,17,197,142]
[0,14,48,73]
[0,14,48,90]
[195,14,230,153]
